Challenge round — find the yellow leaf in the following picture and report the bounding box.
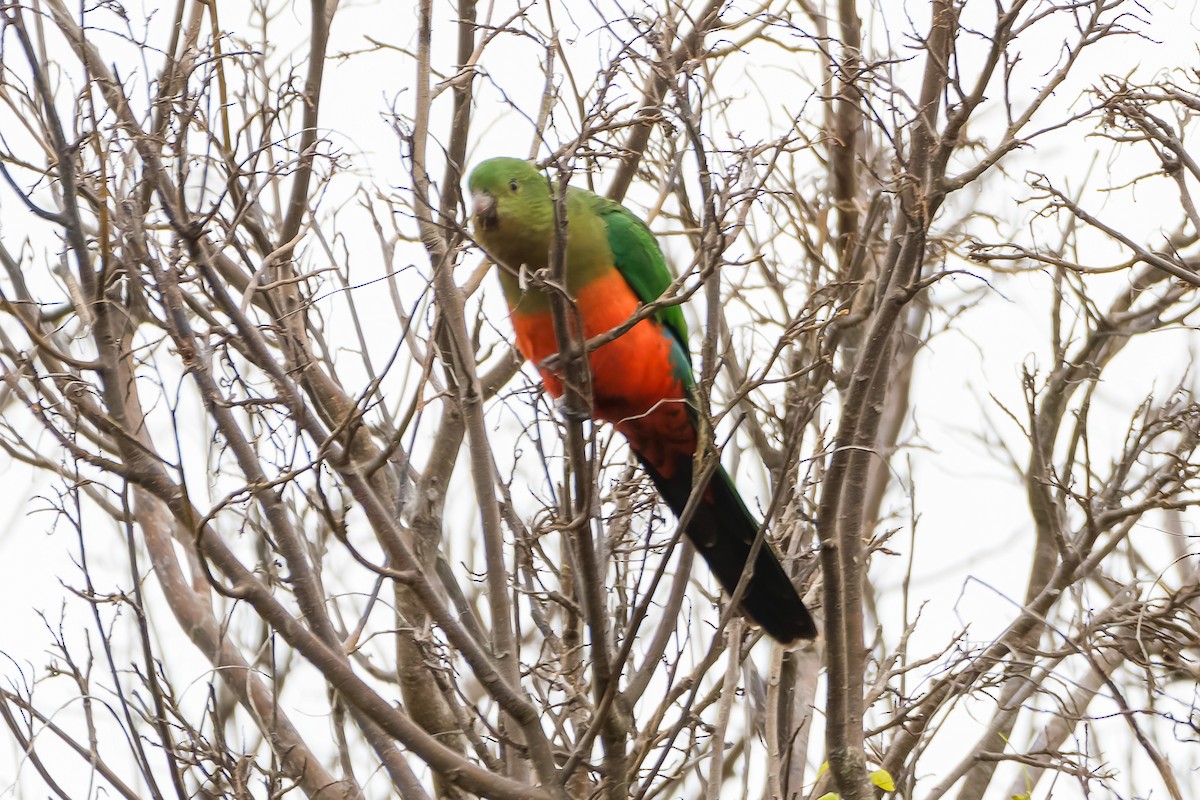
[870,769,896,792]
[815,794,840,800]
[817,761,829,779]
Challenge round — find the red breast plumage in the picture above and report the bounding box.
[509,268,697,479]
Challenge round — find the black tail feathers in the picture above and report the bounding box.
[638,456,817,643]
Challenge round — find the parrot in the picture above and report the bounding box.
[468,157,816,644]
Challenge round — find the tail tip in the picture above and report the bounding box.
[750,606,819,645]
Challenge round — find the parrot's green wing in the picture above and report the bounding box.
[582,191,690,363]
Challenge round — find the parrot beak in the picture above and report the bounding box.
[471,190,497,230]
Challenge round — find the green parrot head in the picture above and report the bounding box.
[468,157,553,237]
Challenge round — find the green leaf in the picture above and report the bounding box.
[1010,795,1031,800]
[815,793,840,800]
[816,761,829,779]
[870,769,896,792]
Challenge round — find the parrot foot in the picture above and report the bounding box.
[555,395,593,422]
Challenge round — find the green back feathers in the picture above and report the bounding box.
[468,157,690,360]
[584,193,690,363]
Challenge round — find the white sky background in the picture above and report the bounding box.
[1,0,1199,797]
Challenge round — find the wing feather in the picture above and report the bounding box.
[582,191,691,367]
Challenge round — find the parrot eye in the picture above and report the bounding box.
[508,179,519,193]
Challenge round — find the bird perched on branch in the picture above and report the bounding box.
[468,156,816,644]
